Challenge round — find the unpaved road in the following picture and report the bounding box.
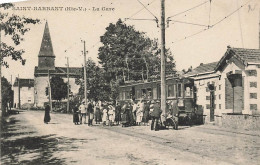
[1,110,259,165]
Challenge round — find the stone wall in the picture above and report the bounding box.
[217,114,260,130]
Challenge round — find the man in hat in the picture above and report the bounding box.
[150,100,162,131]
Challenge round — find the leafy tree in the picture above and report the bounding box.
[46,76,68,101]
[0,3,40,115]
[0,3,40,67]
[77,58,110,102]
[98,19,175,83]
[1,77,13,116]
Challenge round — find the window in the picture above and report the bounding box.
[153,87,157,99]
[219,94,221,100]
[250,93,257,99]
[247,70,257,76]
[206,96,210,100]
[136,89,142,99]
[250,82,257,88]
[219,85,221,90]
[168,84,175,97]
[122,91,125,100]
[206,104,210,109]
[219,104,221,109]
[141,89,147,98]
[147,88,152,99]
[125,91,130,99]
[185,86,192,97]
[177,84,182,97]
[250,104,257,110]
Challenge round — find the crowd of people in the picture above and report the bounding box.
[44,98,180,131]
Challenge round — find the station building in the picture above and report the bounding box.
[185,46,260,123]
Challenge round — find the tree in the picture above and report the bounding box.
[98,19,175,83]
[46,76,68,101]
[0,3,40,115]
[97,19,176,101]
[1,77,13,116]
[77,58,110,102]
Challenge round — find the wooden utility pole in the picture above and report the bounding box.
[18,74,20,109]
[48,69,52,111]
[0,27,2,114]
[83,41,88,106]
[66,57,70,113]
[160,0,166,122]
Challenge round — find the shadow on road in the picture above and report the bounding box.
[0,116,87,164]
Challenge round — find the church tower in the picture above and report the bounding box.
[38,21,55,70]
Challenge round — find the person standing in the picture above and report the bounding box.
[150,100,162,131]
[88,101,94,126]
[102,103,108,126]
[79,101,86,124]
[115,102,121,125]
[121,102,130,127]
[44,104,51,124]
[136,100,144,126]
[131,100,138,126]
[73,106,80,125]
[143,101,150,126]
[108,104,115,126]
[94,102,102,124]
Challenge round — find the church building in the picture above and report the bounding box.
[33,22,82,107]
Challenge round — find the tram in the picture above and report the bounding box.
[118,76,204,126]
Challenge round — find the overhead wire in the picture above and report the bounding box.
[167,0,209,19]
[136,0,158,20]
[170,20,210,27]
[236,0,244,48]
[125,0,158,22]
[170,0,253,45]
[208,0,212,26]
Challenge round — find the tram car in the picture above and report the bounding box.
[118,76,204,126]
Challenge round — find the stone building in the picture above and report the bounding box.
[13,78,34,108]
[34,22,82,107]
[185,46,260,123]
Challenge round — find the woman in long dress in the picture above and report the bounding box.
[102,104,108,126]
[73,106,80,125]
[136,100,144,126]
[121,103,130,127]
[95,102,102,124]
[108,105,115,126]
[44,104,51,124]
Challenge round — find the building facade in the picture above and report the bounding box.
[13,78,34,108]
[185,47,260,123]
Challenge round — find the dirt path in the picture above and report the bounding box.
[1,111,259,165]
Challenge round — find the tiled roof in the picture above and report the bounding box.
[13,78,34,87]
[184,62,218,77]
[34,67,83,77]
[231,48,260,63]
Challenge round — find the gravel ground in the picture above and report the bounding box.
[1,110,259,165]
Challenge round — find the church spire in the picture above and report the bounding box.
[38,21,55,57]
[38,21,55,70]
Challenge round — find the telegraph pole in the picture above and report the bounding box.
[48,69,52,111]
[0,27,2,114]
[160,0,166,122]
[66,57,70,113]
[83,41,88,105]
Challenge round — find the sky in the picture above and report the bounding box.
[1,0,260,83]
